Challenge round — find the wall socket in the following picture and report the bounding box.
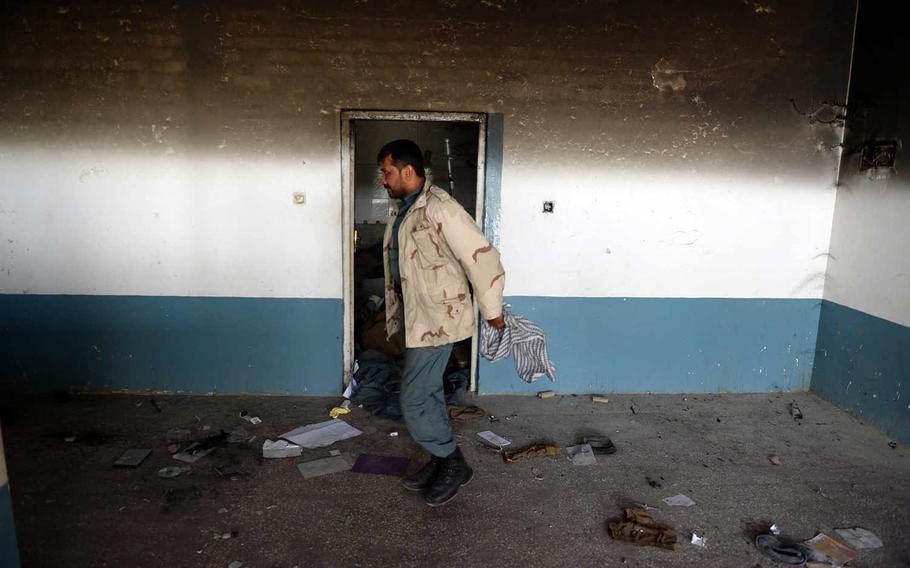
[293,192,306,205]
[542,200,555,213]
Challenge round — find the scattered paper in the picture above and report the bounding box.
[113,448,151,468]
[804,533,859,564]
[662,494,696,507]
[240,412,262,425]
[834,527,883,550]
[173,446,216,463]
[770,523,781,536]
[565,443,597,466]
[389,431,399,437]
[691,533,706,548]
[262,439,303,459]
[297,454,355,479]
[280,419,362,449]
[477,430,511,448]
[329,449,342,457]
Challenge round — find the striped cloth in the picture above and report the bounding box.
[480,310,556,383]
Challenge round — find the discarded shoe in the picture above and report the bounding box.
[754,534,807,565]
[424,447,473,507]
[401,456,443,492]
[608,507,677,550]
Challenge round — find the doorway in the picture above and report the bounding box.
[340,111,488,395]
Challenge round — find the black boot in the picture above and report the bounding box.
[401,456,443,492]
[424,447,473,507]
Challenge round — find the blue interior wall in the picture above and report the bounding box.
[480,296,819,394]
[812,302,910,445]
[0,295,343,395]
[809,1,910,446]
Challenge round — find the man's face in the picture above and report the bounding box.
[379,155,411,200]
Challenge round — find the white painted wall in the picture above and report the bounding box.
[0,145,342,299]
[824,179,910,327]
[1,143,842,302]
[501,166,838,299]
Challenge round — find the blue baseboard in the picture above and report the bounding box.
[0,295,343,395]
[479,297,819,394]
[812,300,910,445]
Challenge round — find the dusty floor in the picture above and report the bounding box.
[1,391,908,567]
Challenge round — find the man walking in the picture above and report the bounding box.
[378,139,506,506]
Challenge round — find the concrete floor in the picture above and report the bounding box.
[2,391,908,567]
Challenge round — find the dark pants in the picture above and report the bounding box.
[400,342,456,458]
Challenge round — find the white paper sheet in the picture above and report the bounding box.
[477,430,511,448]
[280,419,362,449]
[662,494,697,507]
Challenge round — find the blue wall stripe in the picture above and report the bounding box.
[479,296,819,394]
[0,295,343,395]
[811,300,910,445]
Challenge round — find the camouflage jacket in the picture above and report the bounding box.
[383,181,505,348]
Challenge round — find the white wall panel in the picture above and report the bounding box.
[500,167,838,299]
[0,146,342,298]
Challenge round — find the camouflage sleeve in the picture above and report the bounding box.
[429,199,505,320]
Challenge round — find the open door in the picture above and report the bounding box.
[341,111,487,394]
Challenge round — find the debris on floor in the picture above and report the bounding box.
[348,350,468,421]
[788,402,804,421]
[279,419,362,449]
[227,561,243,568]
[608,507,677,550]
[580,436,616,455]
[834,527,883,550]
[690,533,706,548]
[173,432,228,463]
[803,533,860,564]
[227,426,255,444]
[157,466,190,478]
[239,411,262,425]
[113,448,151,468]
[477,430,511,449]
[503,443,560,463]
[447,405,486,420]
[565,443,596,466]
[769,454,782,465]
[262,439,303,458]
[350,454,410,476]
[537,390,556,399]
[662,494,696,507]
[755,533,806,564]
[329,401,351,419]
[297,454,355,479]
[592,395,610,404]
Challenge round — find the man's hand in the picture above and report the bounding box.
[487,314,505,329]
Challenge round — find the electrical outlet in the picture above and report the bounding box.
[542,201,555,213]
[293,192,306,205]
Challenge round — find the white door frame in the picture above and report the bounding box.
[340,110,488,392]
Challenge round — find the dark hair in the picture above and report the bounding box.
[377,139,425,178]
